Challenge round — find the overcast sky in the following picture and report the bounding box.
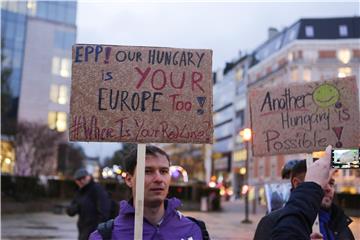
[75,0,359,161]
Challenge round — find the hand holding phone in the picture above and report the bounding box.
[331,148,360,169]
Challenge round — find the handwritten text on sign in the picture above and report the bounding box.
[249,76,359,156]
[70,44,213,143]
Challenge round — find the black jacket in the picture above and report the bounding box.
[254,182,354,240]
[66,180,111,240]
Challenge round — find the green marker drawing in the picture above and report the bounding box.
[312,83,340,108]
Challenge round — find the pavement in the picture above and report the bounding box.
[1,199,359,240]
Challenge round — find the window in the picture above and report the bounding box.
[288,52,293,62]
[338,67,352,78]
[337,49,352,64]
[339,25,348,37]
[48,111,67,132]
[235,110,245,130]
[303,67,311,82]
[52,57,71,78]
[60,58,70,77]
[26,0,37,16]
[303,50,317,62]
[49,84,68,104]
[235,68,243,81]
[305,26,314,37]
[291,67,298,81]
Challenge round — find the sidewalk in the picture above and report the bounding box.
[1,199,359,240]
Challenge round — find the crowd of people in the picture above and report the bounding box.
[66,145,354,240]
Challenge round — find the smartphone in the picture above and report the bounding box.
[331,148,360,169]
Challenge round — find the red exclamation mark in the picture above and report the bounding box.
[104,47,111,64]
[332,127,343,148]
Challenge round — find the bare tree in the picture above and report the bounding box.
[15,121,64,176]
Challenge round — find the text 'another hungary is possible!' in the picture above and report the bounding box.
[70,44,213,144]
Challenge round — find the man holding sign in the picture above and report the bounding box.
[70,44,213,239]
[89,145,209,240]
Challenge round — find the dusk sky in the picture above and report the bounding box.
[75,0,359,161]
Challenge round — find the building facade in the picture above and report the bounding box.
[1,1,77,175]
[246,17,360,198]
[209,16,360,203]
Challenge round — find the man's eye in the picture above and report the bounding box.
[161,169,169,174]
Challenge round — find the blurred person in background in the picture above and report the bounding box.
[66,168,111,240]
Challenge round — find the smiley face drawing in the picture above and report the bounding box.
[312,83,340,108]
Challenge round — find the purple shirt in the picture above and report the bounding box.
[89,198,203,240]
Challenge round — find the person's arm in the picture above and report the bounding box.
[271,182,324,239]
[271,145,332,239]
[95,185,111,223]
[66,198,79,217]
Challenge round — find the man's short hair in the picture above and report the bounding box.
[290,158,319,180]
[124,145,170,175]
[290,160,307,180]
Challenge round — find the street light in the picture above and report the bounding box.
[240,128,252,224]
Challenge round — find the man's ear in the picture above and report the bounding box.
[124,173,133,188]
[291,177,302,188]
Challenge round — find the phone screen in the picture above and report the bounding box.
[331,148,360,169]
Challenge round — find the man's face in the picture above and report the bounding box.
[321,176,335,209]
[75,175,91,188]
[292,171,335,209]
[125,153,171,208]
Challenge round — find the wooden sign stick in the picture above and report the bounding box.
[134,144,146,240]
[305,153,320,234]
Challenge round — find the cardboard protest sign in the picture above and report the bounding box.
[249,76,359,156]
[70,44,213,143]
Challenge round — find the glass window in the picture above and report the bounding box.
[56,112,67,132]
[288,52,293,62]
[235,110,245,130]
[235,68,243,81]
[338,67,352,78]
[48,111,67,132]
[48,111,57,129]
[12,51,22,68]
[339,25,348,37]
[58,85,67,104]
[55,3,66,23]
[36,1,48,18]
[305,26,314,37]
[26,0,37,16]
[303,50,317,61]
[337,49,352,64]
[60,58,71,77]
[303,67,311,82]
[291,67,298,81]
[66,7,76,25]
[6,21,16,39]
[15,22,25,42]
[49,84,59,103]
[5,38,14,49]
[17,2,27,14]
[52,57,61,75]
[48,2,57,22]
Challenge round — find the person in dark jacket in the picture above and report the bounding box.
[254,146,354,240]
[89,145,209,240]
[66,168,111,240]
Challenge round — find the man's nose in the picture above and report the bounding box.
[324,183,331,192]
[153,171,164,182]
